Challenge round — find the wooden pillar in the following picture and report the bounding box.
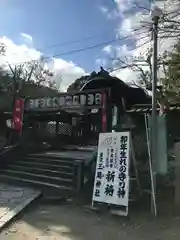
[101,91,107,132]
[174,141,180,208]
[106,90,113,132]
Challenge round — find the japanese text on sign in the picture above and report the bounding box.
[92,132,130,207]
[26,92,103,110]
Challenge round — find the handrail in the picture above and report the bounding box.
[0,142,25,169]
[0,143,20,157]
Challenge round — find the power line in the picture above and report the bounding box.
[36,36,100,51]
[51,32,150,58]
[5,6,177,66]
[108,39,152,72]
[108,2,180,74]
[40,24,152,50]
[37,26,149,52]
[2,25,150,57]
[3,30,151,66]
[1,36,103,57]
[132,1,150,12]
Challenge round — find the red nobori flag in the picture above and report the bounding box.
[12,99,24,132]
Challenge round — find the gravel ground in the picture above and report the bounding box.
[0,201,180,240]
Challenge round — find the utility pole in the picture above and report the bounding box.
[150,4,163,217]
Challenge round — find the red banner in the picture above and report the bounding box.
[12,99,24,133]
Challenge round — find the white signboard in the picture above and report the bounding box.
[92,132,130,206]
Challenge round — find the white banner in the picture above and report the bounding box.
[92,132,130,206]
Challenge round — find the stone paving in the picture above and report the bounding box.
[0,183,41,229]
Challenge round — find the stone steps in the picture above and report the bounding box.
[0,149,93,194]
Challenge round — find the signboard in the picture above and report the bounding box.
[92,132,130,206]
[25,91,105,111]
[12,99,24,132]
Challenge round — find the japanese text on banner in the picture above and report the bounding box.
[92,132,130,207]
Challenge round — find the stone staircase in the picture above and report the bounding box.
[0,148,95,194]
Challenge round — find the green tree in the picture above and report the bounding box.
[161,42,180,102]
[0,55,59,100]
[6,57,55,95]
[67,75,90,92]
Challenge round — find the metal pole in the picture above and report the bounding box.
[151,16,159,216]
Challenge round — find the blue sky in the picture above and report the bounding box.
[0,0,123,72]
[1,0,170,91]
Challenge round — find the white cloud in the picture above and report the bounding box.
[95,58,107,69]
[114,0,134,13]
[0,36,41,66]
[99,6,108,14]
[102,45,113,54]
[20,33,33,42]
[0,36,86,91]
[120,18,132,35]
[51,58,86,91]
[100,0,180,83]
[99,5,119,19]
[119,0,180,54]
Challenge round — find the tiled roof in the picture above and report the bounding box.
[127,104,180,113]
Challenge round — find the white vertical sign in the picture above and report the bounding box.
[92,132,130,206]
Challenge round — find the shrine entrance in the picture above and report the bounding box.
[23,88,112,149]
